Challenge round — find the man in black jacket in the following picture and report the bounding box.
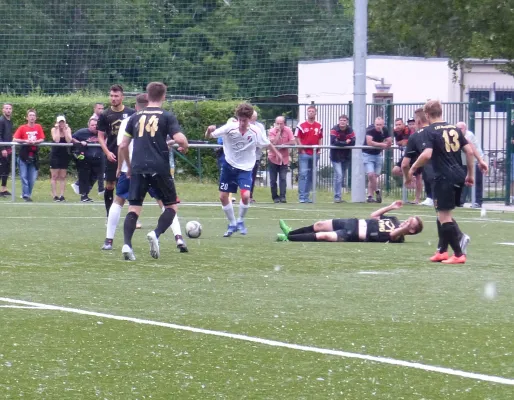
[330,115,355,203]
[0,103,14,197]
[72,118,104,202]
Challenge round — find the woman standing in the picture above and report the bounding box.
[50,116,72,201]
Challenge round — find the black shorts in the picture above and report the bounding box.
[0,154,12,177]
[332,218,360,242]
[50,155,69,170]
[105,159,117,182]
[128,173,177,207]
[433,178,463,211]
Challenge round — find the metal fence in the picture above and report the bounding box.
[1,140,512,205]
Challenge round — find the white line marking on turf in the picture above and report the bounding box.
[497,242,514,246]
[1,297,513,386]
[358,271,394,275]
[0,305,51,309]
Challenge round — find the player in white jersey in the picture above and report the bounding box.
[205,103,282,237]
[101,94,188,252]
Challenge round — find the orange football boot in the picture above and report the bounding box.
[430,252,449,262]
[441,255,466,264]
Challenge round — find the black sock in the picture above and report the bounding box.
[452,218,463,240]
[1,176,7,187]
[104,189,114,216]
[441,221,463,257]
[154,208,176,238]
[123,211,139,248]
[288,232,317,242]
[289,225,315,235]
[436,220,448,253]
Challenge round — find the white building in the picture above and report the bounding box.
[298,56,514,153]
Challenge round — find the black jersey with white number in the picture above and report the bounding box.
[365,215,403,243]
[97,106,135,154]
[125,107,182,175]
[421,122,468,183]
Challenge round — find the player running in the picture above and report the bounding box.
[277,200,423,243]
[119,82,188,261]
[205,103,282,237]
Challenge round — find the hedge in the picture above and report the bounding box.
[1,94,248,179]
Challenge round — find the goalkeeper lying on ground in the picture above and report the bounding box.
[277,201,423,243]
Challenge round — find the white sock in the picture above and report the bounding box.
[171,215,182,239]
[222,203,236,226]
[237,200,249,223]
[106,203,122,239]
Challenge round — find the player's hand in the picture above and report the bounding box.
[80,141,87,147]
[167,139,175,149]
[478,160,488,174]
[405,168,414,186]
[390,200,403,209]
[205,125,216,138]
[465,175,474,186]
[125,166,131,179]
[116,167,122,178]
[1,150,7,158]
[107,151,116,162]
[276,153,283,164]
[177,146,188,154]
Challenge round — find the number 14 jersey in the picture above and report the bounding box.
[125,107,182,175]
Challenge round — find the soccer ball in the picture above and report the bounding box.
[185,221,202,239]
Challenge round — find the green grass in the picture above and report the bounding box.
[1,181,514,399]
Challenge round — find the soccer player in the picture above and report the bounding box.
[407,100,487,264]
[205,103,282,237]
[101,93,188,253]
[97,84,135,218]
[277,200,423,243]
[119,82,189,261]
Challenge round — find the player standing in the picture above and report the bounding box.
[408,100,487,264]
[97,84,135,218]
[119,82,189,261]
[205,103,282,237]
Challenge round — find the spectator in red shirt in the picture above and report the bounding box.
[268,116,295,203]
[13,109,45,201]
[295,105,323,203]
[330,115,355,203]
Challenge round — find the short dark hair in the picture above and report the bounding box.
[235,103,254,119]
[136,93,149,107]
[146,82,167,102]
[110,84,124,93]
[339,115,349,120]
[27,108,36,116]
[307,105,316,111]
[395,118,404,123]
[94,102,104,106]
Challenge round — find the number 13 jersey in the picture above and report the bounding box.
[421,122,469,184]
[125,107,182,175]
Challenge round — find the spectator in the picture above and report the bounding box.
[511,119,514,204]
[362,117,392,203]
[13,109,45,202]
[392,117,422,203]
[50,116,72,202]
[295,105,323,203]
[330,115,355,203]
[407,117,416,134]
[268,116,295,203]
[457,121,484,208]
[249,111,266,203]
[72,118,104,202]
[91,103,104,120]
[0,103,14,197]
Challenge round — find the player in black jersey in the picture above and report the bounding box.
[119,82,188,261]
[408,100,488,264]
[276,200,423,243]
[97,84,135,218]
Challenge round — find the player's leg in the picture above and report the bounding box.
[50,168,59,200]
[122,174,148,260]
[103,172,129,250]
[363,154,375,202]
[236,169,252,235]
[414,173,423,203]
[104,160,117,217]
[279,219,335,236]
[374,155,383,203]
[153,195,188,253]
[145,174,178,259]
[219,162,238,236]
[392,158,403,177]
[250,160,259,203]
[282,231,339,242]
[298,153,310,202]
[332,161,343,202]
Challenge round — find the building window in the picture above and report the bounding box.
[469,90,490,113]
[494,91,514,112]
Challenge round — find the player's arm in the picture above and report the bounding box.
[366,134,388,149]
[462,144,475,186]
[369,200,403,220]
[205,123,229,139]
[118,135,132,177]
[172,132,188,153]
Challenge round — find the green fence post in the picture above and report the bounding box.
[385,101,393,195]
[468,99,476,134]
[506,99,512,205]
[197,147,203,182]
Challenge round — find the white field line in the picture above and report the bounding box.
[0,297,513,386]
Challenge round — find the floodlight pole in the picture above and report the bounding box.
[351,0,368,203]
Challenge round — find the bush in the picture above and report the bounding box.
[2,94,250,179]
